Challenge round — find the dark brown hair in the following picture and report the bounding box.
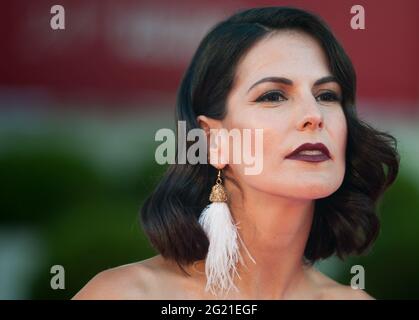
[140,6,400,273]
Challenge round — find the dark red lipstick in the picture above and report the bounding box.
[285,143,331,162]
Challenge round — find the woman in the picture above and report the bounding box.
[73,6,399,300]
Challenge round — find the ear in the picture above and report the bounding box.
[196,115,228,170]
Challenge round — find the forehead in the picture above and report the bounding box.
[234,30,331,87]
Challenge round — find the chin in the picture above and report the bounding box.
[297,181,342,199]
[272,178,343,200]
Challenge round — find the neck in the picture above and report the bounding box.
[224,179,315,299]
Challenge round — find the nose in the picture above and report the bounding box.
[295,97,324,131]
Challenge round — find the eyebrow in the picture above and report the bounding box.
[247,75,339,93]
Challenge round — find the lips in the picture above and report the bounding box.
[285,142,331,162]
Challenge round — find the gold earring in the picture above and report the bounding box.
[209,169,228,202]
[198,167,256,297]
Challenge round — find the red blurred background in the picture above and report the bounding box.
[1,0,418,113]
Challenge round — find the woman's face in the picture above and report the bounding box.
[222,30,347,200]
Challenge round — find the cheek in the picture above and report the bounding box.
[229,110,287,150]
[329,110,348,160]
[261,127,285,162]
[325,109,347,187]
[224,110,288,176]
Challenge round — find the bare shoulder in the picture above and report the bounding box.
[72,255,171,300]
[321,284,375,300]
[305,266,375,300]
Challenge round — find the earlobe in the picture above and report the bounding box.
[209,148,226,170]
[209,130,229,170]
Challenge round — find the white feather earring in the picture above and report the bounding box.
[198,169,256,297]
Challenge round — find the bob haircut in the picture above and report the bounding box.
[140,6,400,274]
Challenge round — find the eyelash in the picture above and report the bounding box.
[255,90,342,104]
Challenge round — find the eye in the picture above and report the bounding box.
[316,91,341,103]
[255,90,286,103]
